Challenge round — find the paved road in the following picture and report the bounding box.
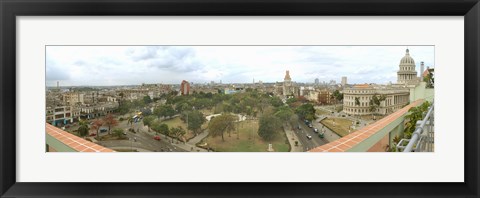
[293,119,329,151]
[99,129,187,152]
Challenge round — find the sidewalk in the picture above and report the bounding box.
[187,130,209,145]
[283,125,305,152]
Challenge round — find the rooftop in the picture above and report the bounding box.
[46,123,114,152]
[309,99,424,152]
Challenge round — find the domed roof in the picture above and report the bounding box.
[400,49,415,65]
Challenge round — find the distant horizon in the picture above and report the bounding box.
[46,46,434,87]
[45,80,408,88]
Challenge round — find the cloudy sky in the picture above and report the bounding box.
[46,46,434,86]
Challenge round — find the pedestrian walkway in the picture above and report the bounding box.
[187,130,209,145]
[283,125,304,152]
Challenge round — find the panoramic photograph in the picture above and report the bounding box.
[45,46,435,152]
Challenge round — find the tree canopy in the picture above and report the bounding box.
[170,126,186,142]
[152,122,170,136]
[207,114,236,141]
[295,103,316,122]
[274,106,294,123]
[258,114,282,141]
[184,110,206,135]
[143,95,153,104]
[142,115,156,131]
[154,104,175,118]
[103,114,118,134]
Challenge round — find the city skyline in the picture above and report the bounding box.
[46,46,434,86]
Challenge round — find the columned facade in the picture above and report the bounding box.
[343,85,409,116]
[397,49,418,84]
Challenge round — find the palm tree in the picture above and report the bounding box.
[77,119,89,137]
[369,103,377,119]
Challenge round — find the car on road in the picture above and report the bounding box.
[313,128,318,133]
[306,134,312,139]
[298,125,301,130]
[154,136,161,141]
[319,132,325,138]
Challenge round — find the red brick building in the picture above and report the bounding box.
[317,90,333,105]
[180,80,190,95]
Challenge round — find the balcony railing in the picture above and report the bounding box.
[397,101,434,152]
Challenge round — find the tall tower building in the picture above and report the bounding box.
[397,49,418,84]
[420,61,425,78]
[341,76,347,87]
[180,80,190,95]
[283,70,294,96]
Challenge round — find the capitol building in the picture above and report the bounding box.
[343,49,429,116]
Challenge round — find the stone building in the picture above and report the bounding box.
[343,84,409,116]
[397,49,419,85]
[341,76,347,87]
[283,70,295,97]
[343,49,423,116]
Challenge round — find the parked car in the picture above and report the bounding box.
[308,124,313,128]
[306,134,312,139]
[298,125,301,130]
[100,129,108,133]
[89,133,96,137]
[313,128,318,133]
[154,136,161,141]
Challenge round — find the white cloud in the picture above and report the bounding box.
[46,46,434,86]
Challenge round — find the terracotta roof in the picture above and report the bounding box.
[46,123,114,152]
[422,69,429,77]
[309,99,424,152]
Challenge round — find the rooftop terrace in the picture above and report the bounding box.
[309,99,424,152]
[46,123,114,152]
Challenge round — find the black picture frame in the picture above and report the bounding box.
[1,0,479,197]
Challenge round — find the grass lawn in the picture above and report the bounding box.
[95,134,128,141]
[316,109,333,115]
[204,120,290,152]
[320,117,353,137]
[160,117,195,141]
